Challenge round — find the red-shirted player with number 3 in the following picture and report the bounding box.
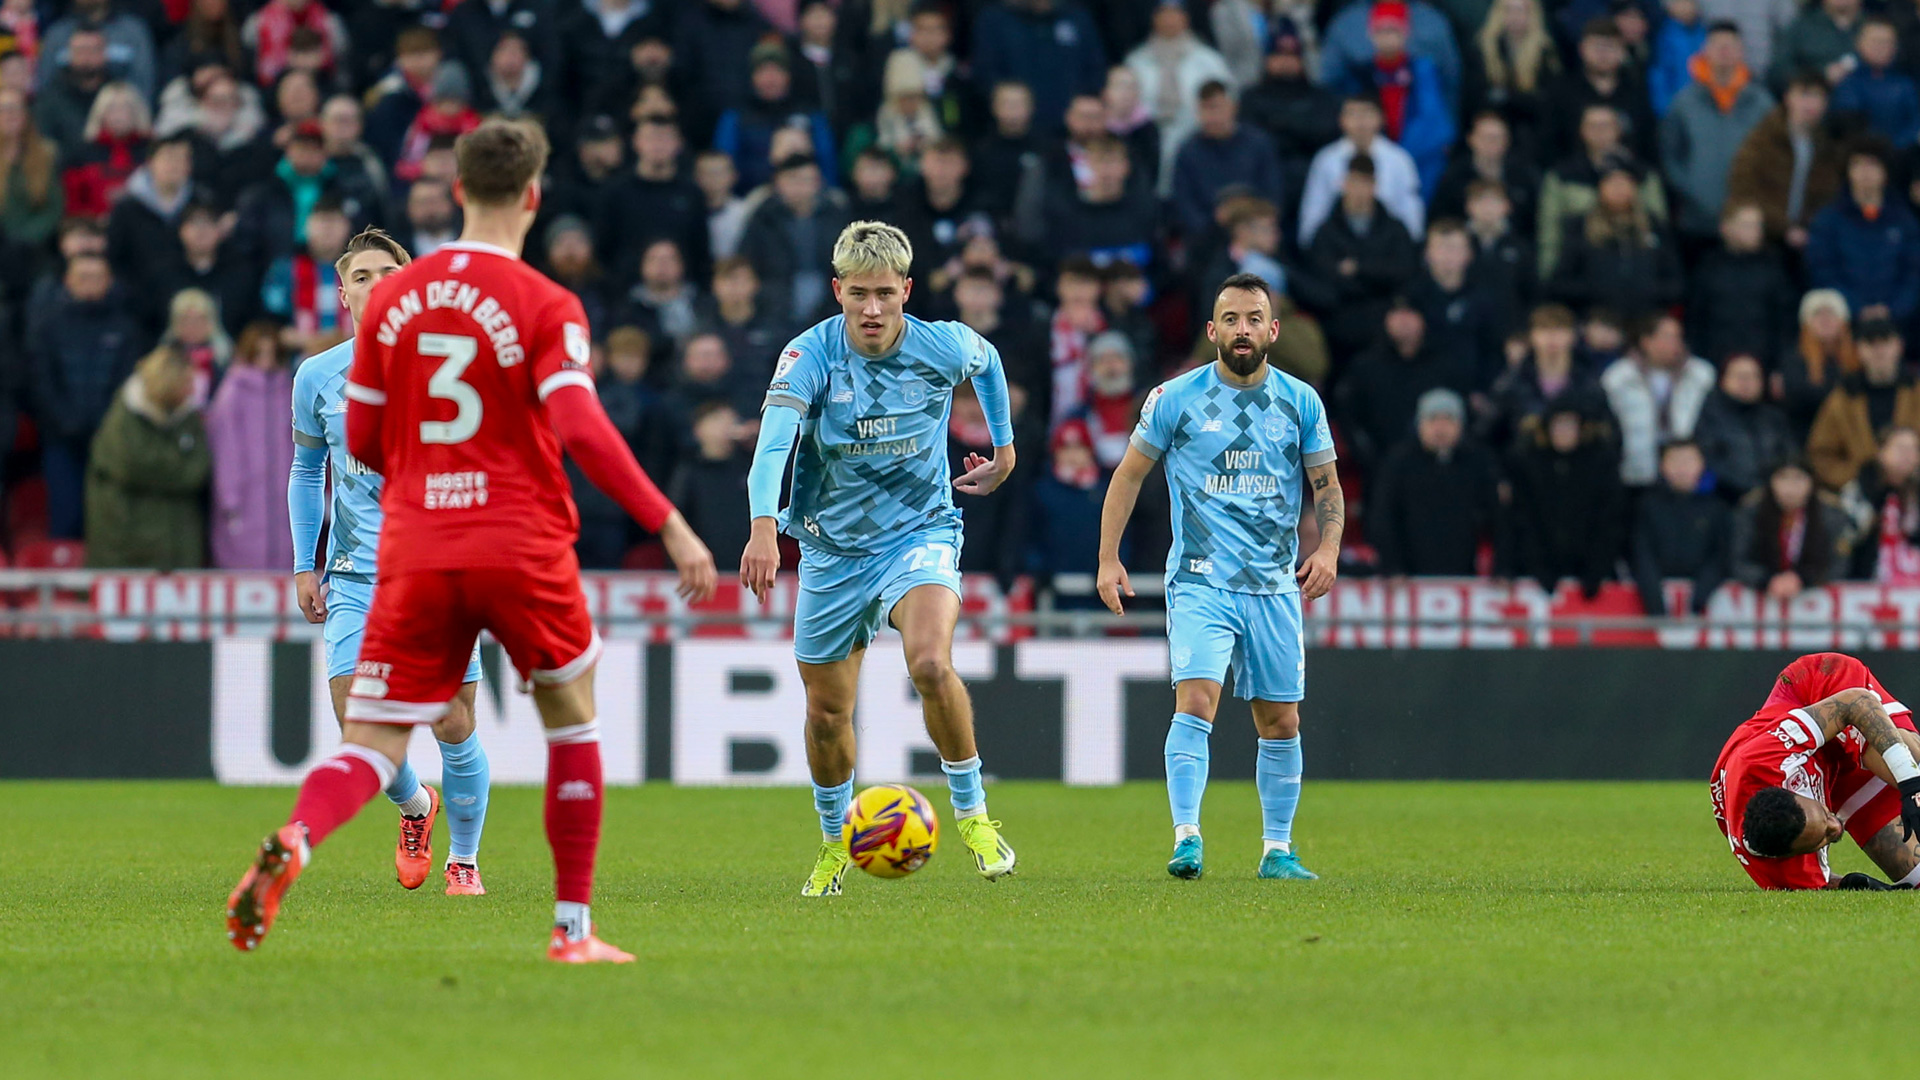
[1712,653,1920,890]
[225,119,717,962]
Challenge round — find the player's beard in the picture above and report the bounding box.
[1217,337,1269,378]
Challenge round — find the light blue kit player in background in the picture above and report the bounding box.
[740,221,1020,897]
[287,227,492,896]
[1096,273,1347,882]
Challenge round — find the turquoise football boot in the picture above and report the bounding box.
[1167,836,1204,879]
[1257,849,1318,880]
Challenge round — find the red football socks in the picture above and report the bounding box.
[544,723,604,905]
[287,745,391,847]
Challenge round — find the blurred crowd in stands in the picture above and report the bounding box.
[0,0,1918,612]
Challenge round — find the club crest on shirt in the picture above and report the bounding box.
[900,379,927,407]
[1140,385,1163,421]
[1264,415,1287,440]
[564,322,590,366]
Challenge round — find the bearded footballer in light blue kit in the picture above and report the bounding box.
[288,227,492,896]
[1097,273,1345,881]
[741,221,1020,896]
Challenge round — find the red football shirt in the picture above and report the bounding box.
[1711,653,1911,889]
[346,240,597,576]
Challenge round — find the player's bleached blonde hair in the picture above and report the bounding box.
[832,221,914,280]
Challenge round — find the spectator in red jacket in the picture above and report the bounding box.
[61,81,148,218]
[241,0,346,90]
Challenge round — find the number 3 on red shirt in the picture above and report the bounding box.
[420,333,481,445]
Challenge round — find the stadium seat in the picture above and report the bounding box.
[13,538,85,569]
[621,541,667,571]
[5,474,48,546]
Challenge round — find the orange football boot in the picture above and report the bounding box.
[444,862,486,896]
[395,786,439,890]
[227,824,309,952]
[547,929,635,964]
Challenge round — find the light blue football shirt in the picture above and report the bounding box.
[291,340,384,582]
[1130,361,1336,595]
[763,313,1011,557]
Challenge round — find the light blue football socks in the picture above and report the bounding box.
[942,755,985,817]
[384,760,425,812]
[1257,736,1303,849]
[1165,712,1212,834]
[814,777,853,842]
[437,731,490,864]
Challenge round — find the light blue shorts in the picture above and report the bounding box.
[793,524,964,665]
[1166,581,1305,702]
[323,577,482,684]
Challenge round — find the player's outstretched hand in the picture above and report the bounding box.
[660,512,718,604]
[740,520,782,604]
[294,571,327,623]
[1296,547,1338,602]
[1096,558,1133,616]
[953,446,1016,497]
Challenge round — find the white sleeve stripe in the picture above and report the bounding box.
[1788,709,1828,750]
[1836,777,1887,822]
[343,382,387,405]
[537,369,595,401]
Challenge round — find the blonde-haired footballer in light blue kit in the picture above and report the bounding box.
[740,220,1019,896]
[1095,273,1345,880]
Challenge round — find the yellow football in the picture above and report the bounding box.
[843,784,940,878]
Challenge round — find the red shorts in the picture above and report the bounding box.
[1836,766,1902,846]
[343,553,601,725]
[1825,707,1918,850]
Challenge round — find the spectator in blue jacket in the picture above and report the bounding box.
[712,41,838,195]
[1832,19,1920,147]
[1026,418,1113,591]
[1649,0,1707,117]
[1807,141,1920,325]
[1332,1,1455,197]
[1319,0,1460,112]
[971,0,1109,135]
[1169,81,1284,240]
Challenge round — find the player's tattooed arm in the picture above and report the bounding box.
[1799,688,1908,757]
[1307,462,1345,550]
[1297,462,1343,601]
[1805,688,1920,844]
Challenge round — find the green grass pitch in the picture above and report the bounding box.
[2,779,1912,1078]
